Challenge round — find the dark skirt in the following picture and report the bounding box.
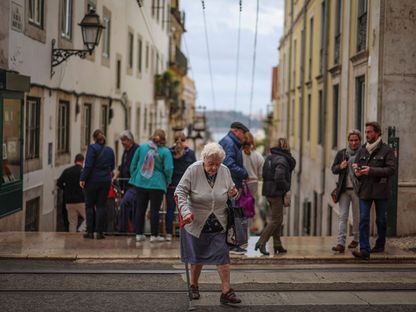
[180,228,230,265]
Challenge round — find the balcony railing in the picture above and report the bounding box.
[357,13,367,52]
[171,8,185,29]
[334,33,341,64]
[175,47,188,75]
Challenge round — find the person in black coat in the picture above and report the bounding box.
[57,153,85,232]
[352,122,396,260]
[255,138,296,255]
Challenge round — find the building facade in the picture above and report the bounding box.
[277,0,416,236]
[0,0,195,231]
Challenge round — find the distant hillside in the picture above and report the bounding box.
[204,110,263,132]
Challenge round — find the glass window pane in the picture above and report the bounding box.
[3,99,22,183]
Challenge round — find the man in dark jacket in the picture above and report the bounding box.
[331,130,361,253]
[256,138,296,255]
[112,130,139,232]
[352,122,396,260]
[219,122,249,254]
[57,154,85,232]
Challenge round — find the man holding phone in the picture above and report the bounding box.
[352,122,396,260]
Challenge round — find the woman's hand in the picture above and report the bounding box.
[79,181,85,189]
[228,186,238,198]
[183,213,194,225]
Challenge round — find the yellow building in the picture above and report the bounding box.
[277,0,416,236]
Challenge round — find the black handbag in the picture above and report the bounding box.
[226,199,248,246]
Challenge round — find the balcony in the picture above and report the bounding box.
[170,8,185,30]
[173,47,188,75]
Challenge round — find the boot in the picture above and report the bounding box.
[254,242,270,256]
[274,246,287,254]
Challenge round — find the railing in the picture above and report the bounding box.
[357,13,367,52]
[334,33,341,65]
[175,47,188,75]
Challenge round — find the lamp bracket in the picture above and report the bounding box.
[50,39,90,78]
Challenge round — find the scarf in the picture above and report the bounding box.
[366,136,382,154]
[346,145,360,192]
[140,141,159,179]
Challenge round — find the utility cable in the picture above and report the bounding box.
[201,0,217,128]
[248,0,260,129]
[233,0,243,120]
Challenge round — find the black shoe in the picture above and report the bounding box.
[255,242,270,256]
[275,246,287,254]
[371,246,385,253]
[352,250,370,260]
[83,233,94,239]
[96,233,105,240]
[220,288,241,305]
[189,285,200,300]
[332,244,345,253]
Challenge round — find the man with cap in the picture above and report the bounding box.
[219,122,250,255]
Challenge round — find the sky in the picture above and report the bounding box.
[181,0,284,117]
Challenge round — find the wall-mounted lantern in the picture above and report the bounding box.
[51,9,104,78]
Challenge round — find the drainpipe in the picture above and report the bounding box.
[320,0,330,235]
[296,1,307,235]
[286,0,294,137]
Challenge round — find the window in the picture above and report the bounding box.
[128,32,134,69]
[318,90,324,145]
[319,1,326,74]
[152,0,156,17]
[355,76,365,132]
[61,0,73,39]
[156,0,160,22]
[290,99,295,136]
[334,0,342,64]
[307,94,311,141]
[136,107,141,138]
[25,197,40,231]
[25,97,41,160]
[303,201,311,235]
[102,16,111,58]
[144,107,148,131]
[28,0,44,28]
[308,17,314,80]
[293,40,297,88]
[327,205,333,236]
[100,105,108,137]
[116,59,121,90]
[137,37,143,73]
[332,85,339,149]
[57,101,70,154]
[82,104,92,147]
[357,0,368,52]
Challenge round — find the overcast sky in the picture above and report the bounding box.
[181,0,284,116]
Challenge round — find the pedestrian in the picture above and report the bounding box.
[331,130,362,253]
[352,122,396,260]
[166,132,196,241]
[255,138,296,255]
[129,129,173,242]
[242,132,264,233]
[112,130,139,232]
[175,142,242,305]
[57,153,86,233]
[219,121,249,255]
[80,129,115,240]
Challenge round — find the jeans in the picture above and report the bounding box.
[118,188,136,233]
[359,199,388,254]
[165,187,176,235]
[84,181,111,234]
[135,187,164,236]
[337,189,359,246]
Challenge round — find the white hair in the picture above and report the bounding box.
[201,143,225,162]
[119,130,134,142]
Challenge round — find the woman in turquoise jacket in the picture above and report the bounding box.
[129,129,173,242]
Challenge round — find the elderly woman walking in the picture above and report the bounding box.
[175,143,242,305]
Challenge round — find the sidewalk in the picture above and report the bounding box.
[0,232,415,263]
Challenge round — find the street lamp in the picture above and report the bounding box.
[51,9,105,77]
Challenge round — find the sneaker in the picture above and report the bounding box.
[165,234,173,241]
[136,234,146,242]
[220,288,241,305]
[332,244,345,253]
[150,235,165,242]
[348,241,359,249]
[352,250,370,260]
[229,246,246,255]
[189,285,200,300]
